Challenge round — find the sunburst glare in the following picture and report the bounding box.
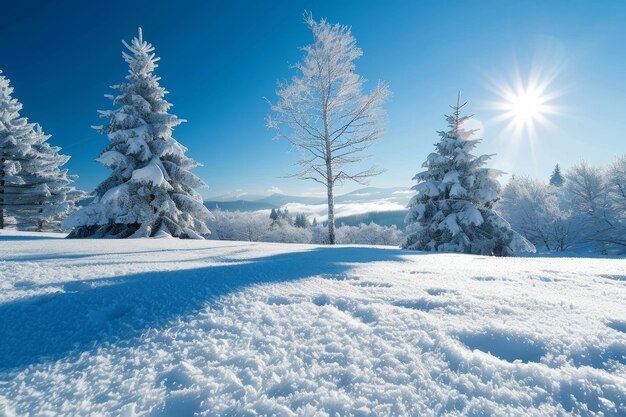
[486,63,563,147]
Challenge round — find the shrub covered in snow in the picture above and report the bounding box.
[264,223,312,244]
[207,209,311,244]
[310,223,331,244]
[207,209,401,246]
[403,96,534,256]
[336,222,403,246]
[207,210,269,242]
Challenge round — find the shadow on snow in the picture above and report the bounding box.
[0,233,63,241]
[0,246,407,371]
[1,244,253,263]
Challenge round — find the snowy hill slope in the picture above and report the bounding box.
[0,232,624,416]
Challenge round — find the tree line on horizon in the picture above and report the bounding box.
[0,15,623,255]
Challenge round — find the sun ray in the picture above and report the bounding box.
[483,61,564,153]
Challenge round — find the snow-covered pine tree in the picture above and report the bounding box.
[294,212,309,228]
[0,70,85,231]
[269,208,279,222]
[549,164,564,187]
[13,130,88,232]
[64,29,211,239]
[403,94,535,256]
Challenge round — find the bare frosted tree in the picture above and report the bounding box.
[267,14,389,244]
[607,154,626,213]
[500,176,572,251]
[566,161,626,250]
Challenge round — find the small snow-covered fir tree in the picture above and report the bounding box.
[403,94,534,256]
[294,212,309,228]
[64,29,211,239]
[549,164,564,187]
[269,208,279,222]
[0,70,85,231]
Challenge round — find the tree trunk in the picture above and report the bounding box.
[0,153,4,229]
[323,100,335,244]
[326,175,335,244]
[37,206,44,232]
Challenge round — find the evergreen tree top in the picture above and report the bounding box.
[1,69,63,160]
[0,71,25,124]
[447,92,472,132]
[122,28,160,78]
[414,93,502,203]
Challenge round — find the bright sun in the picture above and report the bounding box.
[488,67,562,142]
[505,86,547,126]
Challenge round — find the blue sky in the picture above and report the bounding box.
[1,0,625,198]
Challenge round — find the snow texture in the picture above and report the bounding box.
[0,230,624,416]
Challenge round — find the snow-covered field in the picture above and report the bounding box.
[0,231,624,416]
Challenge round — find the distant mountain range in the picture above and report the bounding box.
[203,200,277,212]
[256,193,323,206]
[204,186,413,229]
[335,210,408,229]
[205,187,411,210]
[333,187,413,205]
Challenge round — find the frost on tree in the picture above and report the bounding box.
[267,14,389,244]
[565,160,626,252]
[64,29,211,239]
[0,70,85,231]
[403,95,535,256]
[501,176,572,252]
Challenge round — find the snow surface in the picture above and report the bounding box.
[0,231,625,416]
